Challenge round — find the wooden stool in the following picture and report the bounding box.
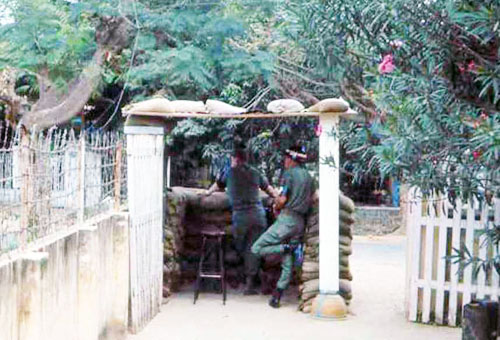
[193,228,226,305]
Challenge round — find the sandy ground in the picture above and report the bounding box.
[128,235,460,340]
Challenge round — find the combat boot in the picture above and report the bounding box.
[268,288,283,308]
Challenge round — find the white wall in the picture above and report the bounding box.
[0,213,129,340]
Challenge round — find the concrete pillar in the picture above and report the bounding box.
[18,252,48,340]
[77,226,99,340]
[311,103,356,320]
[318,112,341,294]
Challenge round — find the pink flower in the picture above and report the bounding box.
[467,60,477,72]
[378,54,395,74]
[315,124,323,137]
[458,63,466,74]
[473,150,481,160]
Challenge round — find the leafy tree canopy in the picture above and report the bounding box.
[278,0,499,202]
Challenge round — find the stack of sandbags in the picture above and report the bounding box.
[165,186,284,292]
[163,187,190,296]
[299,192,356,313]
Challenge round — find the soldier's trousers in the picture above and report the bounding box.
[251,211,305,290]
[232,205,267,278]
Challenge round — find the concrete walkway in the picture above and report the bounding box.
[128,235,460,340]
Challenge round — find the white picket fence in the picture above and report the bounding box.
[407,192,500,326]
[125,126,164,333]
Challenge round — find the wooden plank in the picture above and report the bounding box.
[448,200,462,326]
[123,126,165,135]
[408,195,422,322]
[493,199,500,301]
[435,199,448,324]
[123,110,321,119]
[422,220,434,323]
[462,202,474,306]
[126,135,139,333]
[476,201,487,300]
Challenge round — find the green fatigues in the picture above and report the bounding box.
[251,166,315,290]
[217,164,269,277]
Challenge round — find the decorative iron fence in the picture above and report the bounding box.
[0,122,127,255]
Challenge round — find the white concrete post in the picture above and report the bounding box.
[319,112,340,294]
[311,103,356,320]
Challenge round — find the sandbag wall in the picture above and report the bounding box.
[164,187,280,295]
[299,193,356,313]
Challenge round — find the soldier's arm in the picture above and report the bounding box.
[264,185,280,199]
[205,182,221,196]
[205,166,228,196]
[274,194,287,210]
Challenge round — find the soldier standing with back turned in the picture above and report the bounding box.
[205,141,279,295]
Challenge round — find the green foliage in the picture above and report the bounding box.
[0,0,97,84]
[281,0,500,202]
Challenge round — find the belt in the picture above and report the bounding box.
[233,202,264,211]
[280,209,305,219]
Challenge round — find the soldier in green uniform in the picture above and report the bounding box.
[205,142,278,295]
[251,145,316,308]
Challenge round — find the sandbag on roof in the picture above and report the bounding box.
[308,98,349,113]
[267,99,305,113]
[170,100,207,113]
[205,99,246,114]
[124,97,174,113]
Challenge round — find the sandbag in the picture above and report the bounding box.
[340,210,355,225]
[308,98,349,113]
[170,100,207,113]
[267,99,305,113]
[125,97,174,113]
[302,261,319,273]
[306,236,319,246]
[339,255,349,268]
[339,264,350,274]
[205,99,246,114]
[340,244,352,256]
[301,271,319,281]
[340,271,353,281]
[301,279,319,294]
[300,290,319,301]
[340,235,352,247]
[339,279,352,294]
[340,194,356,213]
[340,225,353,238]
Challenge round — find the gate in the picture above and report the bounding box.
[125,126,165,333]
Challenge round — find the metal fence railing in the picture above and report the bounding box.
[0,121,127,255]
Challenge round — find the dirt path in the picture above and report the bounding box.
[128,235,460,340]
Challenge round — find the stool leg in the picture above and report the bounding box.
[219,235,226,305]
[194,236,207,304]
